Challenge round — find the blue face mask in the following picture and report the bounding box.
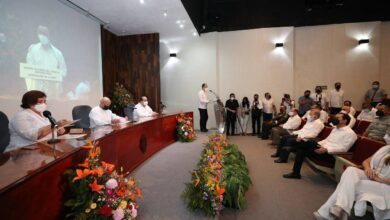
[38,34,50,45]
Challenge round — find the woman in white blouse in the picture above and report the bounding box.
[7,90,66,151]
[314,145,390,220]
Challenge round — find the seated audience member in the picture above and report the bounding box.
[311,86,329,110]
[337,105,356,128]
[365,81,388,108]
[225,93,239,136]
[134,96,158,118]
[343,100,356,116]
[262,92,277,123]
[89,97,126,128]
[280,93,294,113]
[271,110,324,158]
[298,90,314,116]
[357,102,377,122]
[261,106,289,139]
[270,108,302,145]
[329,82,344,115]
[314,145,390,220]
[280,113,357,179]
[363,99,390,142]
[8,90,67,151]
[302,104,329,123]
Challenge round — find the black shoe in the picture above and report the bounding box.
[261,137,268,140]
[274,159,287,163]
[270,153,279,158]
[283,172,301,179]
[205,128,209,132]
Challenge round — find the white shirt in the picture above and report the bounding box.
[262,98,275,114]
[349,106,356,116]
[303,110,329,123]
[348,114,357,128]
[282,115,302,130]
[370,145,390,179]
[198,90,209,109]
[89,106,121,128]
[8,109,50,151]
[293,118,324,140]
[251,100,263,110]
[311,92,328,109]
[134,103,154,118]
[318,126,357,153]
[329,89,344,108]
[357,109,377,122]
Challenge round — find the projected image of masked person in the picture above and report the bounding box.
[89,97,126,128]
[7,90,67,151]
[26,25,67,98]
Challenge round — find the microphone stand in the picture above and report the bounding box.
[48,124,60,144]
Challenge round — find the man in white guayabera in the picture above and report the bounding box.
[25,25,67,98]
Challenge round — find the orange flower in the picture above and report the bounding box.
[127,179,135,187]
[72,169,92,182]
[81,140,94,149]
[130,192,136,201]
[136,188,142,198]
[216,184,225,196]
[89,179,104,193]
[91,167,104,177]
[102,161,115,172]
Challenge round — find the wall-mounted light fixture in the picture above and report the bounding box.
[169,53,177,57]
[275,43,284,48]
[358,39,369,45]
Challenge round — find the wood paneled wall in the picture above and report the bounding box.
[101,27,160,113]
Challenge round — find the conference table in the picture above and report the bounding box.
[0,112,193,219]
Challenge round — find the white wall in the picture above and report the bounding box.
[161,21,390,130]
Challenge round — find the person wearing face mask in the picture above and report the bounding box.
[311,86,329,110]
[337,105,356,128]
[133,96,158,119]
[357,102,377,122]
[7,90,67,151]
[25,26,67,99]
[343,100,356,117]
[280,94,294,113]
[271,110,324,160]
[281,113,357,179]
[302,104,329,124]
[384,128,390,145]
[251,94,263,136]
[329,82,344,115]
[198,83,210,132]
[225,93,239,136]
[238,97,251,135]
[89,97,126,128]
[261,106,289,140]
[365,81,388,108]
[270,108,302,145]
[298,90,314,116]
[363,99,390,142]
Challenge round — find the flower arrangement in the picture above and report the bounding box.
[110,83,134,115]
[182,134,251,216]
[176,113,196,142]
[64,140,142,220]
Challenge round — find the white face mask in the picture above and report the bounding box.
[230,97,234,101]
[143,101,148,106]
[384,133,390,144]
[288,112,294,116]
[38,34,50,45]
[340,110,348,114]
[34,103,47,113]
[307,115,313,122]
[205,88,209,92]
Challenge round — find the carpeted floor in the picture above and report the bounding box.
[132,132,374,220]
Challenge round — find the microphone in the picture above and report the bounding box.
[209,89,213,92]
[43,110,58,128]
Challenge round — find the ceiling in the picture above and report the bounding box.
[68,0,197,42]
[181,0,390,34]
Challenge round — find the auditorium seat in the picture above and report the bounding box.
[354,110,361,118]
[72,105,92,128]
[334,137,385,182]
[353,120,371,135]
[352,119,360,131]
[0,111,10,153]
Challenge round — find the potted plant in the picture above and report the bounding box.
[110,83,135,119]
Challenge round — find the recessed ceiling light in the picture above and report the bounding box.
[180,24,184,28]
[140,0,144,4]
[163,10,167,17]
[176,20,181,24]
[193,32,197,36]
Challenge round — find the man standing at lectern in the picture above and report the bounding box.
[198,83,209,132]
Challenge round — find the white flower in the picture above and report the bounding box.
[105,178,118,189]
[184,132,188,136]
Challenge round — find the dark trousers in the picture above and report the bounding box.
[279,139,335,175]
[226,112,237,135]
[330,107,342,115]
[252,110,262,134]
[261,121,274,139]
[198,108,208,131]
